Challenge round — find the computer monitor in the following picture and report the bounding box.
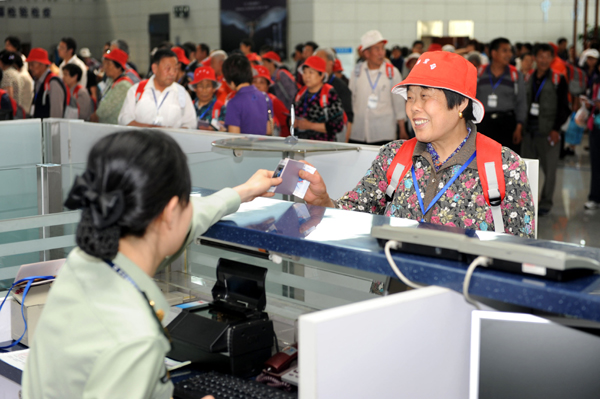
[298,286,477,398]
[470,311,600,399]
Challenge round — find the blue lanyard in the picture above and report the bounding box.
[488,66,504,93]
[534,77,547,103]
[366,71,382,92]
[304,91,318,117]
[151,89,170,112]
[0,275,55,349]
[198,98,216,120]
[411,151,477,218]
[328,75,335,85]
[104,259,142,292]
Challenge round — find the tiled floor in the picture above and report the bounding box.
[537,137,600,247]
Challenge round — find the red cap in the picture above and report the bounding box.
[190,66,220,87]
[427,43,443,52]
[301,55,327,74]
[246,52,262,63]
[392,51,485,123]
[26,48,51,65]
[252,65,273,85]
[103,48,129,70]
[173,47,190,65]
[262,51,281,63]
[333,59,343,72]
[201,57,212,67]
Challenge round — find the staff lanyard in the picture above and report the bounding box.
[488,66,504,93]
[366,71,382,93]
[411,151,477,218]
[104,260,172,345]
[198,98,216,120]
[151,89,170,112]
[533,77,548,103]
[304,91,318,117]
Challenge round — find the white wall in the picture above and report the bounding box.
[0,0,593,73]
[312,0,585,51]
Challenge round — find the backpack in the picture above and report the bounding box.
[0,88,26,119]
[385,133,506,233]
[135,79,187,108]
[477,64,520,95]
[564,63,587,95]
[295,83,348,125]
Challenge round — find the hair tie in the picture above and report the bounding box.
[64,173,125,229]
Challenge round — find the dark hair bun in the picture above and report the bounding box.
[76,209,121,259]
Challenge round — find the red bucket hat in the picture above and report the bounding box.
[26,48,51,65]
[262,51,281,64]
[104,48,129,70]
[252,65,273,85]
[391,51,485,123]
[172,47,190,65]
[190,66,220,88]
[300,55,327,74]
[333,59,343,72]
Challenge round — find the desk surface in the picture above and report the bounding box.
[195,188,600,323]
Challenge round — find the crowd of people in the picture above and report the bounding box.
[0,31,598,215]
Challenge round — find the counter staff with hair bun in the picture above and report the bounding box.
[22,129,281,399]
[300,51,536,237]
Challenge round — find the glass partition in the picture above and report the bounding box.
[0,119,43,168]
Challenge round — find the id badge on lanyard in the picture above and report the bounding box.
[368,94,378,109]
[530,103,540,116]
[366,71,382,110]
[487,69,503,108]
[530,77,547,117]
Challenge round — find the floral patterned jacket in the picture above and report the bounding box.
[335,131,536,238]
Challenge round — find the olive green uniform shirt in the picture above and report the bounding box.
[22,188,241,399]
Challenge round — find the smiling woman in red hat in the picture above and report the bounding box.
[294,55,345,142]
[300,51,536,237]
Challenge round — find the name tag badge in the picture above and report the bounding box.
[367,94,378,109]
[153,115,164,126]
[530,103,540,116]
[210,118,221,131]
[487,94,498,108]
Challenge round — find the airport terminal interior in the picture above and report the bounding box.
[2,0,600,398]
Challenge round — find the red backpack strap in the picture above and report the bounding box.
[65,86,71,108]
[475,133,505,232]
[295,86,307,103]
[385,62,394,79]
[319,83,333,107]
[508,65,519,82]
[552,72,560,86]
[135,79,149,103]
[477,65,486,78]
[385,138,419,198]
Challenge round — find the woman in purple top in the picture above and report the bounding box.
[222,54,273,135]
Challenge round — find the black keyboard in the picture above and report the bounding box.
[174,371,298,399]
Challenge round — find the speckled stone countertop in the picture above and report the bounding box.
[195,188,600,323]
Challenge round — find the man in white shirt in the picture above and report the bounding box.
[118,49,196,129]
[349,30,408,145]
[57,37,88,89]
